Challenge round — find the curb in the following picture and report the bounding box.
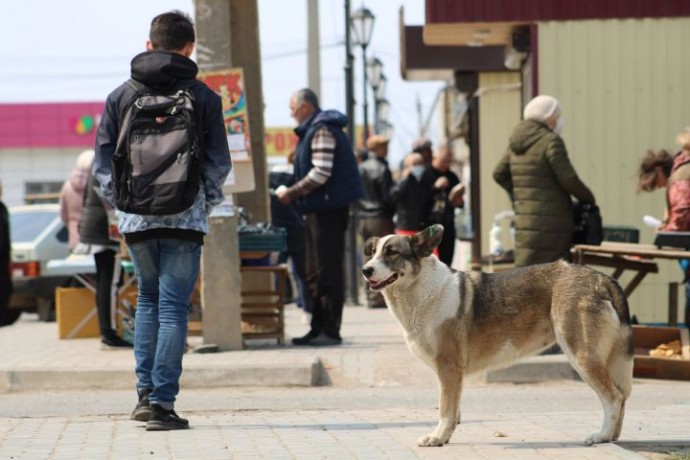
[0,358,324,393]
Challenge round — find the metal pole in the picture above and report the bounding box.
[468,92,482,271]
[344,0,359,305]
[307,0,321,98]
[361,46,369,142]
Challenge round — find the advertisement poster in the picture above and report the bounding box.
[198,68,251,164]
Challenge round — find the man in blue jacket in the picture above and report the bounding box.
[93,11,231,430]
[277,88,363,346]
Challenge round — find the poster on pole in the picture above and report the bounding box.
[198,68,255,193]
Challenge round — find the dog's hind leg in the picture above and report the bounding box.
[609,343,633,441]
[418,360,463,447]
[612,400,626,441]
[570,358,625,445]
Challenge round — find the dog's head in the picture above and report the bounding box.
[361,224,444,291]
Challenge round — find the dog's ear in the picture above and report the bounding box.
[363,236,379,262]
[411,224,444,258]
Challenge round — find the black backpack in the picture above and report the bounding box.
[112,79,203,215]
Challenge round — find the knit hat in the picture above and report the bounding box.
[366,135,389,151]
[523,95,561,123]
[76,149,95,171]
[677,127,690,148]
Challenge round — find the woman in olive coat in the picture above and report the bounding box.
[493,95,595,267]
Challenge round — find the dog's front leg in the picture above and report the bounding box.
[418,363,463,447]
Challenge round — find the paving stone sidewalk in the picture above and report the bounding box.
[0,301,689,459]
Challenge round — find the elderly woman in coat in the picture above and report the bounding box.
[493,95,596,267]
[59,149,94,250]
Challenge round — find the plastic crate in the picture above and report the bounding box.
[603,226,640,243]
[238,227,287,252]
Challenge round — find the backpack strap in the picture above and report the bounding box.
[176,78,206,155]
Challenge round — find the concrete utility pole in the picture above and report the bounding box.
[194,0,243,351]
[307,0,321,98]
[194,0,270,350]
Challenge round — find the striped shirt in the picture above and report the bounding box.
[287,126,335,200]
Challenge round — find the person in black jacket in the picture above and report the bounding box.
[357,135,395,308]
[92,11,231,432]
[269,154,311,318]
[0,180,12,327]
[78,169,131,349]
[424,145,464,266]
[391,152,434,234]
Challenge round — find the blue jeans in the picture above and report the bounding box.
[128,238,201,409]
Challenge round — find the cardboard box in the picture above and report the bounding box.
[632,325,690,380]
[56,287,99,339]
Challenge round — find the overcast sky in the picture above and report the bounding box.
[0,0,445,164]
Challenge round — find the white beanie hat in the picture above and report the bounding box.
[76,149,95,171]
[523,95,561,123]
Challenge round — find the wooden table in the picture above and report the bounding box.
[572,242,690,324]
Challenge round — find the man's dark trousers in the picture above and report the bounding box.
[305,206,350,339]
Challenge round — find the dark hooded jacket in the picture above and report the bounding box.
[493,119,595,267]
[0,200,11,318]
[79,170,114,247]
[93,51,231,243]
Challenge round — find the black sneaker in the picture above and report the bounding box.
[146,404,190,431]
[291,330,318,346]
[309,333,342,346]
[130,389,152,422]
[292,332,342,346]
[101,335,133,349]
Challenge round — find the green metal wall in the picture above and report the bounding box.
[522,17,690,323]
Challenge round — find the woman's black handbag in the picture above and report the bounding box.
[573,202,603,245]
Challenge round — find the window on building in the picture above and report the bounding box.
[24,182,62,204]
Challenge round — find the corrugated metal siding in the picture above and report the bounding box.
[426,0,690,24]
[538,17,690,323]
[477,72,522,257]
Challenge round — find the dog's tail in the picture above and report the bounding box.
[604,277,632,326]
[603,276,634,399]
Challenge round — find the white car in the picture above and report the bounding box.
[8,204,70,324]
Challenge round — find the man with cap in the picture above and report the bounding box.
[412,137,433,164]
[358,134,395,308]
[493,94,595,267]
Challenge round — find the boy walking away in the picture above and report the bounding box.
[93,11,231,431]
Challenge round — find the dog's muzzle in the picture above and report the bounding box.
[362,266,398,291]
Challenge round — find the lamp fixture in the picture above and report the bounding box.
[350,7,375,48]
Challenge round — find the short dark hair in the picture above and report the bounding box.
[294,88,320,110]
[149,10,195,51]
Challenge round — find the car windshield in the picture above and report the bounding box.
[10,212,57,243]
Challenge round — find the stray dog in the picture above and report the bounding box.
[362,225,633,447]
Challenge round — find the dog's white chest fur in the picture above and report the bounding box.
[384,259,461,365]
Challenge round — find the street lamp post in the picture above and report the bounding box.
[367,57,383,134]
[350,7,375,144]
[375,98,390,135]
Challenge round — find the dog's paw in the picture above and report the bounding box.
[417,433,446,447]
[584,432,612,446]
